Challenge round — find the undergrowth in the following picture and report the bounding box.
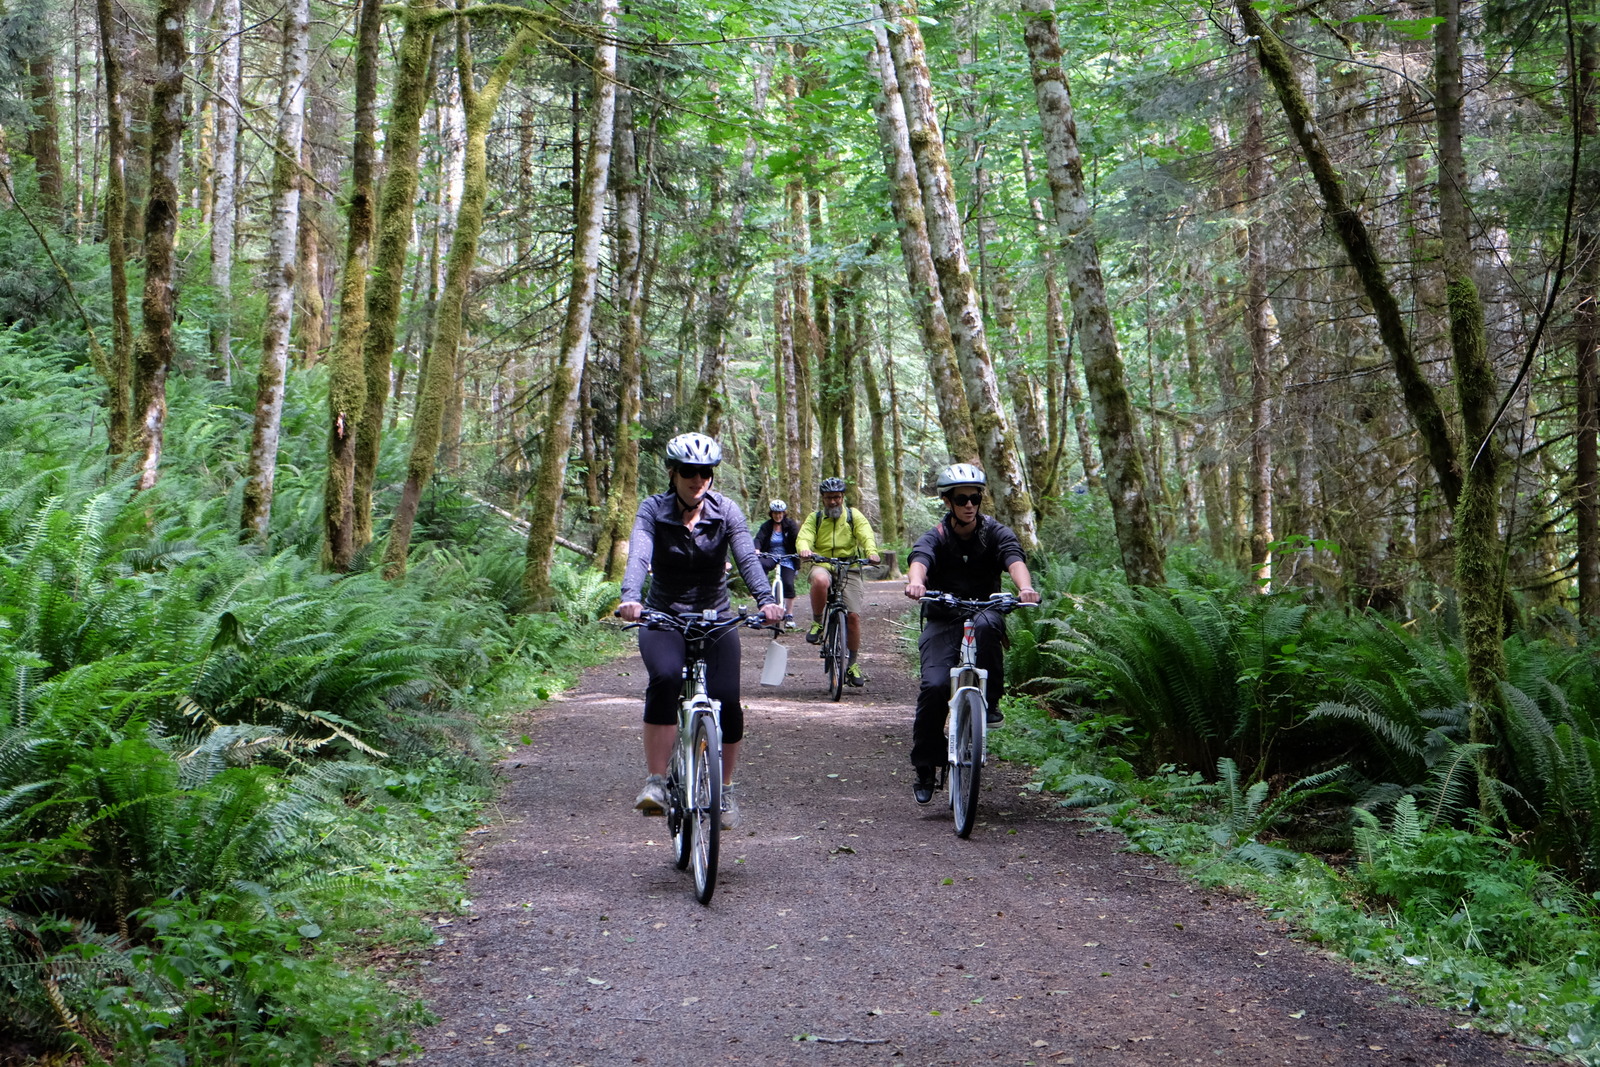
[0,338,620,1064]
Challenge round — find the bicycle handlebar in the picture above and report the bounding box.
[808,555,872,569]
[615,607,781,636]
[917,591,1037,616]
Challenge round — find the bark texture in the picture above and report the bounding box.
[132,0,190,490]
[879,0,1037,550]
[321,0,381,571]
[95,0,133,453]
[1236,0,1462,512]
[240,0,310,541]
[1020,0,1164,584]
[207,0,241,382]
[523,0,619,610]
[352,0,442,548]
[384,21,542,577]
[869,23,979,466]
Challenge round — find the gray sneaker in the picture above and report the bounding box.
[720,786,741,829]
[634,774,668,815]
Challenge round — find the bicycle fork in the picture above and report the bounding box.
[945,618,988,778]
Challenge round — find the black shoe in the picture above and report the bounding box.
[986,705,1004,726]
[913,769,937,805]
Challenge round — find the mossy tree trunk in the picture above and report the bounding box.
[1235,0,1462,512]
[131,0,190,490]
[1435,0,1506,724]
[1020,0,1163,583]
[523,0,618,610]
[240,0,310,542]
[321,0,381,572]
[352,0,442,549]
[27,52,62,214]
[598,79,650,581]
[869,21,978,466]
[861,336,899,545]
[879,0,1037,550]
[95,0,132,453]
[385,19,543,578]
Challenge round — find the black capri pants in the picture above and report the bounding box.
[638,624,745,742]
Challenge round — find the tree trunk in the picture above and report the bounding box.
[869,23,979,466]
[1577,31,1600,620]
[599,78,651,581]
[523,0,618,609]
[861,335,899,545]
[240,0,310,541]
[776,280,803,499]
[131,0,190,490]
[96,0,133,453]
[204,0,241,382]
[781,105,818,505]
[1435,0,1506,721]
[1244,59,1278,591]
[1020,0,1163,583]
[885,352,907,542]
[1235,0,1462,512]
[1020,139,1070,501]
[694,52,773,437]
[386,19,542,577]
[321,0,381,571]
[353,0,441,549]
[28,53,62,214]
[878,0,1037,549]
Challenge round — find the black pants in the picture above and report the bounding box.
[911,610,1005,770]
[639,624,745,742]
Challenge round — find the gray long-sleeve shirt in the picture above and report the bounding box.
[620,490,776,614]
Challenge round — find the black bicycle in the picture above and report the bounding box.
[621,607,772,904]
[809,555,870,701]
[917,591,1034,838]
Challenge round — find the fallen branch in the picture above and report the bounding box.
[794,1035,889,1045]
[461,491,596,559]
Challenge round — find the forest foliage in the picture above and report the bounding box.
[9,0,1600,1058]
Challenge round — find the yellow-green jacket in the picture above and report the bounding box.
[796,505,879,562]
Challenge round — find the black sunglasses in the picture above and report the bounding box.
[949,492,983,507]
[678,465,715,480]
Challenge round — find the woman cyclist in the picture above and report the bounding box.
[754,499,799,624]
[618,433,784,829]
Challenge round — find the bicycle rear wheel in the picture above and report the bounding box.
[824,611,845,701]
[949,689,985,838]
[689,711,722,904]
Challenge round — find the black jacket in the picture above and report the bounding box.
[753,515,799,567]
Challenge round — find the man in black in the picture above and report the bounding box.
[902,463,1041,804]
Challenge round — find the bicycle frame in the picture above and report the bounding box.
[946,615,988,778]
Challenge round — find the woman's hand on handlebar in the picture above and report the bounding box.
[759,602,785,626]
[617,601,644,622]
[1018,588,1041,605]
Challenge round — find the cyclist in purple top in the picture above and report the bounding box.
[618,432,783,829]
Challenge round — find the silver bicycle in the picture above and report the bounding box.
[917,591,1034,838]
[624,608,771,904]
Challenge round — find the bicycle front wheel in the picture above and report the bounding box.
[949,689,985,838]
[689,711,722,904]
[824,612,845,701]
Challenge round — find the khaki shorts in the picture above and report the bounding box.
[811,564,866,614]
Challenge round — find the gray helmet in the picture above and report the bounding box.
[936,463,986,491]
[664,432,722,469]
[819,476,847,494]
[768,499,788,512]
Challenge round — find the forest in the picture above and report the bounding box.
[7,0,1600,1059]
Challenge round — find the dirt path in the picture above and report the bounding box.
[410,582,1533,1066]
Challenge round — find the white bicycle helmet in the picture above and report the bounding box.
[936,463,986,491]
[768,499,788,512]
[664,432,722,469]
[819,476,847,493]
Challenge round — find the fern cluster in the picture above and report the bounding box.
[0,337,611,1062]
